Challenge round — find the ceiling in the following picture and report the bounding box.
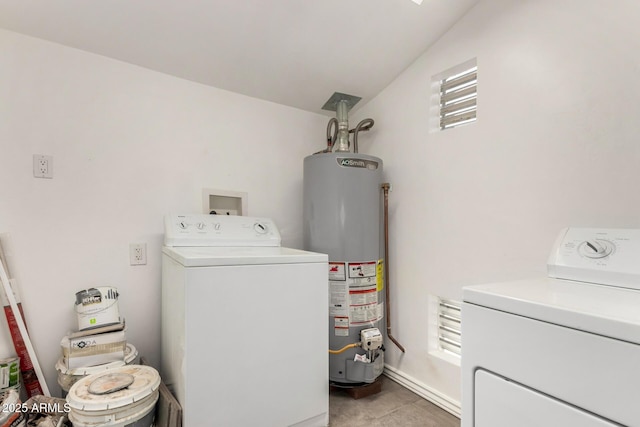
[0,0,478,116]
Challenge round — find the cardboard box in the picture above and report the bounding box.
[60,330,126,370]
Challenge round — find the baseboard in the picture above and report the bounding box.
[383,364,461,418]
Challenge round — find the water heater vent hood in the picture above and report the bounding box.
[321,92,361,112]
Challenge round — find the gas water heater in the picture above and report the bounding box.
[304,95,394,386]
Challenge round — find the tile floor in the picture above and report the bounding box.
[329,375,461,427]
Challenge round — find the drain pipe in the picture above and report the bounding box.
[382,183,405,353]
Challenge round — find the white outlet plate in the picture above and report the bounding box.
[129,243,147,265]
[33,154,53,178]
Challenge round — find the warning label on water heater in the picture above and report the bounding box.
[329,262,346,281]
[349,262,376,279]
[329,260,384,335]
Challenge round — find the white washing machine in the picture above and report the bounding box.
[462,228,640,427]
[161,214,329,427]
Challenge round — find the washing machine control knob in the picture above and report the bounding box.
[179,222,188,230]
[197,222,206,230]
[214,223,221,231]
[254,222,268,234]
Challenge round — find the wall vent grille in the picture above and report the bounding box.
[439,65,477,130]
[438,298,462,357]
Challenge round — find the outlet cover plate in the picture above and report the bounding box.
[129,243,147,265]
[33,154,53,178]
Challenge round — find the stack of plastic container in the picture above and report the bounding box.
[56,287,139,396]
[66,365,160,427]
[0,356,20,398]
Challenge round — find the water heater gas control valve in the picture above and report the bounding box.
[360,328,383,351]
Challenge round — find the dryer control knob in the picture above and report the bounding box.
[580,239,613,258]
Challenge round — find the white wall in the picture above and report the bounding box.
[0,29,327,394]
[354,0,640,412]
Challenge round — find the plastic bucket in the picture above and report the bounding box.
[57,344,139,396]
[75,287,120,331]
[124,343,140,365]
[66,365,160,427]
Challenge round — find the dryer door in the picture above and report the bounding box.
[475,370,618,427]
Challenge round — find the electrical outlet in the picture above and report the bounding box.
[129,243,147,265]
[33,154,53,178]
[209,209,238,215]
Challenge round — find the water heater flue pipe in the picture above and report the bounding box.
[335,100,351,152]
[382,183,406,353]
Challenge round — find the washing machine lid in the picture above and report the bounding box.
[162,245,327,267]
[464,277,640,345]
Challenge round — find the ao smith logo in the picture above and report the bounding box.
[340,159,365,167]
[337,158,379,170]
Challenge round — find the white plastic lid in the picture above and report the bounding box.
[67,365,160,411]
[56,357,126,376]
[88,372,134,395]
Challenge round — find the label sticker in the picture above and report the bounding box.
[334,316,349,336]
[330,260,384,327]
[329,281,348,317]
[376,259,384,291]
[348,262,376,279]
[350,303,383,325]
[329,262,346,281]
[347,261,381,325]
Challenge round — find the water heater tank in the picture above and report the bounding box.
[303,152,385,385]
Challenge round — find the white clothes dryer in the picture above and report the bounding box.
[161,214,329,427]
[462,228,640,427]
